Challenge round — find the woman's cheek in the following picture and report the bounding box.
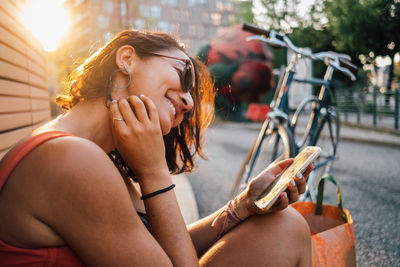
[159,112,172,136]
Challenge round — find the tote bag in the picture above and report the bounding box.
[292,174,356,267]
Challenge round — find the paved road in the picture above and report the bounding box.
[187,121,400,267]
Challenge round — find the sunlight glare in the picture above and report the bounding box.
[21,0,70,51]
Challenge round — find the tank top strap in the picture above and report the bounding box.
[0,131,73,191]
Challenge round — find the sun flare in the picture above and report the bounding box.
[21,0,70,51]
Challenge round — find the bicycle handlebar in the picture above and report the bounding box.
[242,23,270,37]
[339,58,358,76]
[242,23,358,81]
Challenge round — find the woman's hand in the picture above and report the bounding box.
[109,95,169,183]
[233,159,314,219]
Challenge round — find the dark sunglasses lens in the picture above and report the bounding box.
[183,66,194,92]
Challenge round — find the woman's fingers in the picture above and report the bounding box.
[295,163,314,195]
[126,95,149,123]
[139,94,159,122]
[287,179,299,203]
[267,158,294,175]
[110,100,126,127]
[270,192,289,212]
[302,163,314,179]
[294,172,306,195]
[118,98,140,126]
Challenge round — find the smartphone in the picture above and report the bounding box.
[254,146,321,211]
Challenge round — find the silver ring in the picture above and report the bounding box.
[113,117,125,123]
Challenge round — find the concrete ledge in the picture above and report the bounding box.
[173,174,199,225]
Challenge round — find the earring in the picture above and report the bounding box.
[109,65,132,90]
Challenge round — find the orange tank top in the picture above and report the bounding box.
[0,131,85,267]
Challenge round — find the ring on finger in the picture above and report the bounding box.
[113,117,124,122]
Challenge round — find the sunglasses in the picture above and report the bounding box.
[144,52,196,94]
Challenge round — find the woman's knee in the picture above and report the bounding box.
[249,206,311,249]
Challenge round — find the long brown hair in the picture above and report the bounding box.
[57,30,214,174]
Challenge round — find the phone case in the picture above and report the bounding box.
[254,146,321,211]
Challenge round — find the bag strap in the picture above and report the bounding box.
[315,174,348,223]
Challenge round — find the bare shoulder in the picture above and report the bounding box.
[23,135,130,215]
[7,136,171,265]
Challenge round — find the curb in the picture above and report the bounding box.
[173,174,199,225]
[238,121,400,148]
[339,135,400,148]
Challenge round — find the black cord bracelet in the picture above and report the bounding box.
[140,184,176,200]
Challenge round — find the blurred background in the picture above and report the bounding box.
[0,1,399,266]
[0,0,400,126]
[1,0,398,129]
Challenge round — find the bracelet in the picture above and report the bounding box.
[140,184,176,200]
[211,200,244,240]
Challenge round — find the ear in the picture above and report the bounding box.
[115,45,136,73]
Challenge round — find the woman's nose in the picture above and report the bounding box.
[180,91,194,113]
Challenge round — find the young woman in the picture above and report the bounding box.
[0,30,312,266]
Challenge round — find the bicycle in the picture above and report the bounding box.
[230,24,357,202]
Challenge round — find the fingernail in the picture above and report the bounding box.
[297,172,303,179]
[283,192,287,198]
[290,179,296,187]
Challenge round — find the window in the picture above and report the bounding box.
[140,5,161,18]
[216,1,234,12]
[120,2,127,16]
[104,1,113,13]
[97,15,109,28]
[139,5,151,17]
[210,13,221,25]
[161,0,177,6]
[151,6,161,18]
[216,1,224,11]
[157,21,169,32]
[135,19,146,29]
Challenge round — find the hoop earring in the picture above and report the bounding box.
[109,66,132,90]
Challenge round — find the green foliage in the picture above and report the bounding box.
[258,0,301,31]
[233,0,255,24]
[324,0,400,60]
[323,0,400,89]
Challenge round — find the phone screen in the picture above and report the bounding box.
[254,146,321,210]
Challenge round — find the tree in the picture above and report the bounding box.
[257,0,301,32]
[234,0,255,24]
[324,0,400,92]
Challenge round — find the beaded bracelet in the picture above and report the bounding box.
[140,184,176,200]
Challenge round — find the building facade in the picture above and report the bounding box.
[61,0,237,57]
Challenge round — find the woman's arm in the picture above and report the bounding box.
[30,138,176,266]
[109,96,198,266]
[188,159,313,256]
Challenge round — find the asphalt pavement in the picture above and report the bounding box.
[175,119,400,224]
[173,119,400,266]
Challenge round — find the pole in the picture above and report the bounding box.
[373,87,377,127]
[395,88,399,130]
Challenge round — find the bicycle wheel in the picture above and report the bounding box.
[230,123,295,198]
[307,107,340,201]
[291,97,319,150]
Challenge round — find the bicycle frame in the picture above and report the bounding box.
[240,52,304,186]
[236,24,357,196]
[242,58,338,188]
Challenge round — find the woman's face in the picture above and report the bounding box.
[128,49,194,135]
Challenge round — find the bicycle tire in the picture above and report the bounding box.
[291,97,319,150]
[230,123,296,199]
[307,107,340,201]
